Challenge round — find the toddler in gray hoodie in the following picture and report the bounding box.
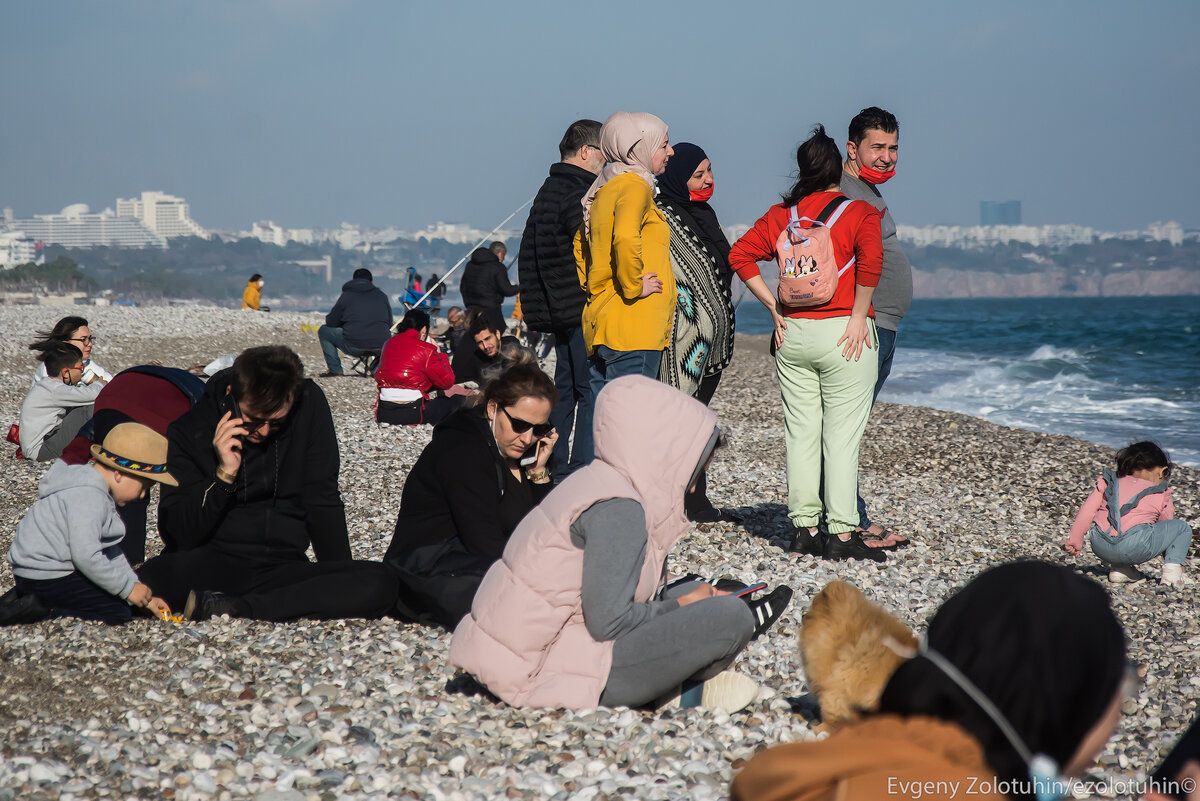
[8,422,176,624]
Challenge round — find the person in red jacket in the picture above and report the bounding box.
[729,125,884,563]
[375,309,465,426]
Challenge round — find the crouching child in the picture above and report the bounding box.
[7,423,175,624]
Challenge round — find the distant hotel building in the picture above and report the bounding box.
[2,204,167,249]
[980,200,1022,226]
[0,230,38,268]
[116,191,207,239]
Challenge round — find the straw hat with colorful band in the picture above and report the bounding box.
[89,422,179,486]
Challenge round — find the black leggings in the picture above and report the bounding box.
[138,548,398,622]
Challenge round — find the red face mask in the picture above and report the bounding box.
[689,183,715,202]
[858,166,895,185]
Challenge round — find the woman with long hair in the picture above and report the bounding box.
[576,111,675,395]
[656,142,737,521]
[728,125,884,562]
[28,315,111,385]
[375,308,463,426]
[384,351,558,629]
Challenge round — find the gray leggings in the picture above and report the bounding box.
[599,584,755,708]
[35,406,93,462]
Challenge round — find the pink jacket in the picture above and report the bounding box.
[1067,474,1175,551]
[449,375,719,709]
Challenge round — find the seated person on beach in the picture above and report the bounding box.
[731,561,1131,801]
[450,376,792,712]
[459,240,518,334]
[375,309,466,426]
[19,343,104,462]
[384,351,557,629]
[242,274,267,311]
[1064,441,1192,586]
[56,365,206,566]
[317,268,393,377]
[437,306,471,357]
[28,315,113,386]
[451,313,524,385]
[7,423,173,625]
[137,346,398,622]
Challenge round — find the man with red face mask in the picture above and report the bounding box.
[838,106,912,546]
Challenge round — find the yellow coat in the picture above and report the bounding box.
[575,172,674,354]
[242,281,261,310]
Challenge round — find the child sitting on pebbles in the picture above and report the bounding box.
[1063,441,1193,586]
[7,423,175,623]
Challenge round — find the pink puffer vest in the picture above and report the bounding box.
[449,375,718,709]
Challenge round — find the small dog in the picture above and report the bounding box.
[799,581,918,731]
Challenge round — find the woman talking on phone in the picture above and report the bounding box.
[384,351,558,629]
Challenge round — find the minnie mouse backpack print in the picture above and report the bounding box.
[775,195,857,308]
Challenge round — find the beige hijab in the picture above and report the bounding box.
[581,111,668,236]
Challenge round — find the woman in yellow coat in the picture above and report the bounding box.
[241,273,264,311]
[576,111,675,397]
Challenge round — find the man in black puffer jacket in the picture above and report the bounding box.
[516,119,605,480]
[459,242,518,334]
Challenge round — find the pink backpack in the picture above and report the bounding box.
[775,195,857,308]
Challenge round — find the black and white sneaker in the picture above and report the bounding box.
[743,586,793,639]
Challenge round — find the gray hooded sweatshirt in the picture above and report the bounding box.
[8,461,137,599]
[18,377,103,459]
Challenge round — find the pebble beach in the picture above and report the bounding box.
[1,305,1197,801]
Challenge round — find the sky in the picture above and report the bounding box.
[3,0,1198,233]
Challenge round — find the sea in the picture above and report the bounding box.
[732,295,1200,467]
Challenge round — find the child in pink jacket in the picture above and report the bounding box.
[1064,442,1192,586]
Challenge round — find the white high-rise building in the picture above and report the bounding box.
[2,205,166,249]
[0,231,37,268]
[116,191,207,239]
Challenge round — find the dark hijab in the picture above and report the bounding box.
[656,142,733,284]
[879,561,1126,799]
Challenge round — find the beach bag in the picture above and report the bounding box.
[775,195,856,307]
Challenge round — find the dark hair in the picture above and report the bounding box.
[397,309,430,333]
[559,119,603,159]
[231,346,305,416]
[249,273,263,283]
[468,311,498,339]
[848,106,899,147]
[1116,441,1170,477]
[29,316,89,355]
[353,268,372,281]
[481,349,556,410]
[42,342,84,376]
[781,125,844,207]
[878,561,1126,801]
[489,241,506,256]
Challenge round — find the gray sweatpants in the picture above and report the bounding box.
[598,582,755,708]
[35,406,93,462]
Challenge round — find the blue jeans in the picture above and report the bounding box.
[855,325,898,528]
[588,345,662,403]
[551,327,595,480]
[14,572,132,625]
[1089,520,1193,566]
[318,326,368,374]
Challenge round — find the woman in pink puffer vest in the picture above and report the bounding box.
[450,375,789,711]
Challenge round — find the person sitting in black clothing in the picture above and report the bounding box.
[385,350,558,629]
[451,312,525,385]
[459,241,518,334]
[138,346,398,621]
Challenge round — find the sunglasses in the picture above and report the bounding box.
[232,396,287,432]
[500,406,553,438]
[1162,464,1175,480]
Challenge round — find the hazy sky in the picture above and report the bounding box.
[3,0,1197,233]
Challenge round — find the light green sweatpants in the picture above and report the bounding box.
[775,316,878,534]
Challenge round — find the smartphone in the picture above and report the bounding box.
[734,582,769,598]
[1153,714,1200,800]
[519,440,540,468]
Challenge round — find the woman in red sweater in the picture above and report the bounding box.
[376,309,464,426]
[729,125,885,562]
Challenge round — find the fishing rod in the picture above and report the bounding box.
[402,196,534,313]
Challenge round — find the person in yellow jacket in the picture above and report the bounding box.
[575,111,675,397]
[241,274,265,311]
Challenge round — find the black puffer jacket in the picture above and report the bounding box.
[517,162,595,333]
[459,248,518,312]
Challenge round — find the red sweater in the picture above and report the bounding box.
[729,191,883,319]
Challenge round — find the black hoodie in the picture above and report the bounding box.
[158,369,351,562]
[325,278,393,349]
